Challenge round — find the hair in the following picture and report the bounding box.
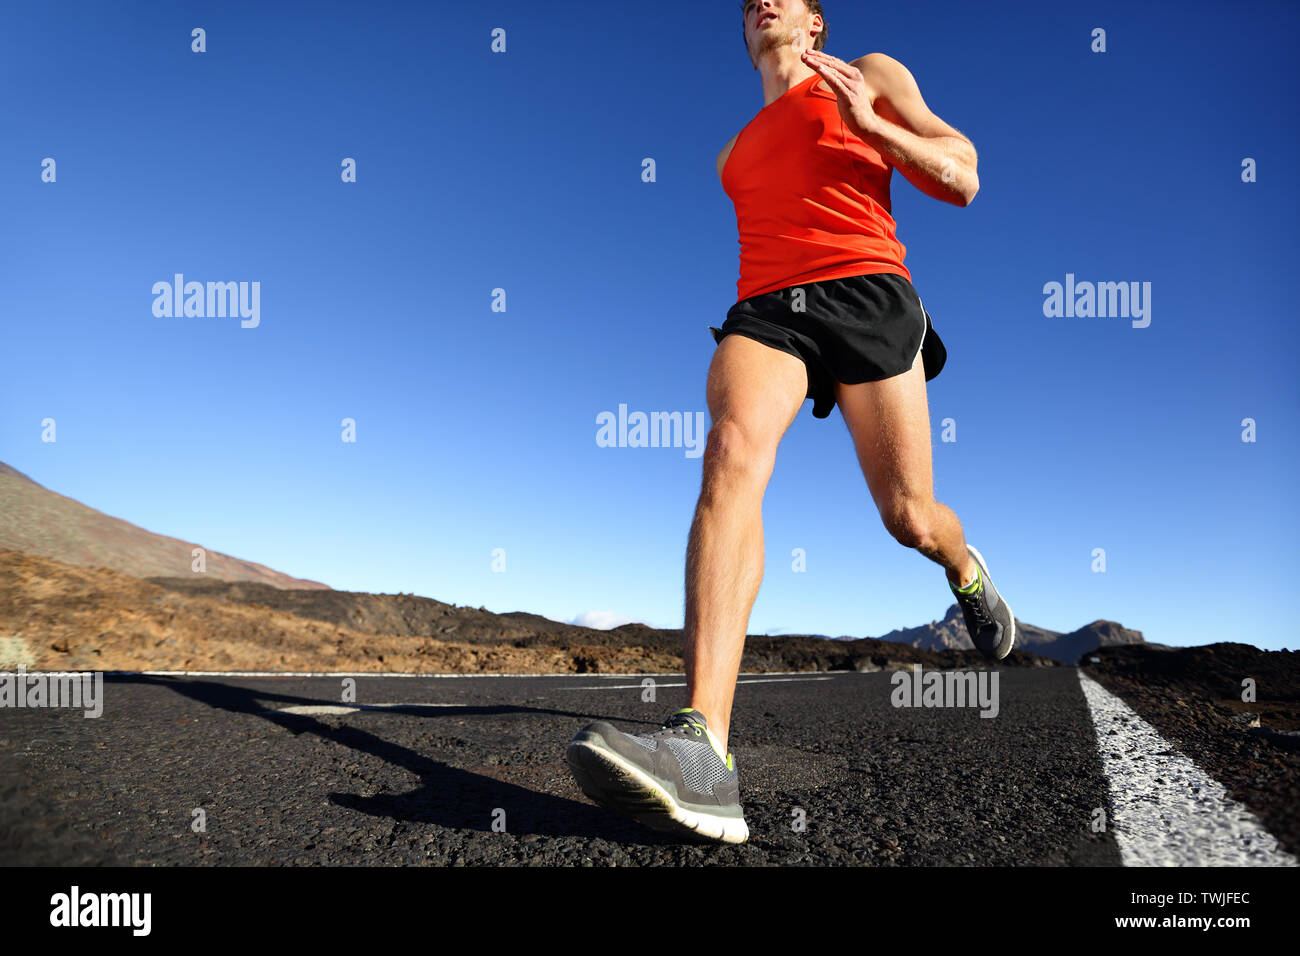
[740,0,828,64]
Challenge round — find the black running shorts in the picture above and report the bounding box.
[709,272,948,419]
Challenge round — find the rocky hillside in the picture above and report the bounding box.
[0,461,328,589]
[0,549,1058,673]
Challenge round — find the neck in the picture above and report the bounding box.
[755,49,818,108]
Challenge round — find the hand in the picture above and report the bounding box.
[801,49,879,139]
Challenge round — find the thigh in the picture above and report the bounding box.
[834,348,934,510]
[707,334,808,450]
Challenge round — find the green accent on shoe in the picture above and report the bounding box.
[670,708,728,763]
[702,730,717,760]
[953,565,982,594]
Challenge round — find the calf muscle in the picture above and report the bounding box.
[684,336,806,751]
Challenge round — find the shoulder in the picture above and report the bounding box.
[850,52,913,91]
[850,52,908,74]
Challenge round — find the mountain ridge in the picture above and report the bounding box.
[0,460,329,590]
[0,459,1142,664]
[871,602,1144,663]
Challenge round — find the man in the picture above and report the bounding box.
[565,0,1014,844]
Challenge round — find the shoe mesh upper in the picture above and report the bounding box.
[663,736,733,795]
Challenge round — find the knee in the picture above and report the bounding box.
[702,419,774,487]
[881,498,936,550]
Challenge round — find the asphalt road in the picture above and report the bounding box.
[0,668,1133,865]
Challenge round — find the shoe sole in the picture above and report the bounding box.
[967,544,1016,660]
[565,740,750,845]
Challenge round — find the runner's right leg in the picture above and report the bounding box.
[684,334,808,753]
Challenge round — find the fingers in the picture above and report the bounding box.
[812,64,847,95]
[802,49,860,81]
[803,51,854,79]
[803,54,850,95]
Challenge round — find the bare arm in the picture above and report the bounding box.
[850,53,979,207]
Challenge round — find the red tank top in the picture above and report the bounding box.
[722,72,910,303]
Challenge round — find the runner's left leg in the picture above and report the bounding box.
[833,350,976,588]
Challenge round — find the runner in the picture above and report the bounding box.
[565,0,1014,844]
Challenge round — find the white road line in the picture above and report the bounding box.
[1077,670,1297,867]
[562,676,836,691]
[269,702,463,715]
[109,670,841,678]
[265,676,836,711]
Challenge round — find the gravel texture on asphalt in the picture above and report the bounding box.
[0,669,1118,865]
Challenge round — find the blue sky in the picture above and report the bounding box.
[2,0,1297,650]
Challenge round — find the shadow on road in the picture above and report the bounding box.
[111,674,684,845]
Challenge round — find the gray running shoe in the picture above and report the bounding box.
[565,707,749,844]
[950,544,1016,660]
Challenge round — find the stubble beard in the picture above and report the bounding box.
[751,22,808,68]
